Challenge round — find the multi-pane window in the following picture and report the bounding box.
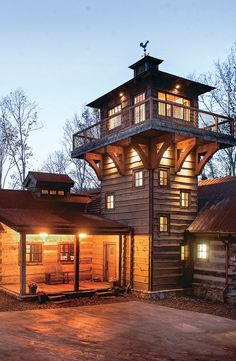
[108,105,122,130]
[26,243,42,263]
[41,189,65,196]
[133,169,144,188]
[159,168,169,187]
[134,92,145,123]
[106,193,114,209]
[159,215,169,233]
[180,191,191,208]
[158,92,190,121]
[59,243,74,262]
[197,243,208,260]
[181,245,189,261]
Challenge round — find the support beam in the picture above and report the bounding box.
[152,135,175,169]
[106,145,125,176]
[74,234,80,292]
[84,152,103,180]
[195,142,218,175]
[131,140,149,168]
[19,232,26,297]
[118,235,122,287]
[175,137,197,173]
[122,235,127,287]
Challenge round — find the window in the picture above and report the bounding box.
[49,190,57,195]
[26,243,42,263]
[180,190,191,208]
[158,92,190,121]
[197,243,208,260]
[59,243,74,262]
[106,193,114,209]
[108,105,122,130]
[181,245,189,261]
[134,93,145,123]
[133,169,144,188]
[159,215,169,233]
[41,189,49,195]
[159,168,169,187]
[58,190,65,196]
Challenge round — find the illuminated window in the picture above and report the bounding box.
[58,190,65,196]
[133,169,144,188]
[197,244,208,260]
[108,105,122,130]
[159,215,169,233]
[181,245,189,261]
[59,243,74,262]
[41,189,49,195]
[134,93,145,123]
[106,193,114,209]
[157,92,190,121]
[26,243,42,263]
[49,190,57,195]
[180,191,191,208]
[159,168,169,187]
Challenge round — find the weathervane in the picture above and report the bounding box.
[140,40,149,56]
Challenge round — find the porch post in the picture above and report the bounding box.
[118,235,122,287]
[19,232,26,296]
[74,234,80,292]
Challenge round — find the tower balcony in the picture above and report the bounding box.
[72,97,235,157]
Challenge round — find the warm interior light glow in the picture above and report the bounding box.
[176,84,180,89]
[119,92,123,97]
[39,232,48,239]
[78,233,87,239]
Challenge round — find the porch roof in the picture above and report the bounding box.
[187,176,236,234]
[0,189,130,234]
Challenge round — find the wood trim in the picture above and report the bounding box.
[175,137,197,173]
[106,145,125,176]
[84,152,103,180]
[195,142,218,175]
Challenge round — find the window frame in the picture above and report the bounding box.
[134,92,146,124]
[196,243,209,261]
[26,243,43,264]
[105,193,115,210]
[108,104,122,130]
[133,168,144,189]
[157,91,191,121]
[180,244,189,261]
[158,214,170,234]
[59,243,74,263]
[158,167,170,188]
[180,190,191,209]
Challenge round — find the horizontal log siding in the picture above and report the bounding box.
[227,242,236,304]
[152,146,198,290]
[101,147,150,289]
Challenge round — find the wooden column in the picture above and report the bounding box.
[118,235,122,287]
[122,235,127,287]
[19,232,26,297]
[74,235,80,292]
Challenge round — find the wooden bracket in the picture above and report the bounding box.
[84,153,103,180]
[152,134,175,169]
[175,137,197,173]
[195,142,218,175]
[131,139,149,169]
[106,145,125,176]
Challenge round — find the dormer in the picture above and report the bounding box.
[23,172,74,197]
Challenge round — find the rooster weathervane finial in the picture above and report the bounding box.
[140,40,149,56]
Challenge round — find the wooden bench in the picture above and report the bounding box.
[45,271,69,284]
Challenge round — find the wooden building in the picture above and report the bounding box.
[72,54,236,301]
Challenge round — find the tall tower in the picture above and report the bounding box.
[72,55,235,294]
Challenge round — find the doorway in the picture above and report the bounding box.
[104,243,116,282]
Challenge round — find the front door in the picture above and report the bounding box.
[104,243,116,282]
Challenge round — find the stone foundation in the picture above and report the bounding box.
[193,284,225,303]
[132,288,191,300]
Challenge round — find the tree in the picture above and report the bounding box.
[195,43,236,177]
[43,107,100,192]
[0,89,40,188]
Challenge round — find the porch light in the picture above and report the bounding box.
[176,84,180,89]
[119,92,123,97]
[78,233,87,239]
[39,232,48,239]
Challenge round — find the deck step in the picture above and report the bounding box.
[95,291,114,297]
[48,294,66,302]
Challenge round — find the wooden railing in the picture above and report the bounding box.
[73,97,235,150]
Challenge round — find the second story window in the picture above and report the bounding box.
[134,92,145,124]
[108,105,121,130]
[180,190,191,208]
[106,193,114,210]
[159,215,169,233]
[133,169,144,188]
[159,168,169,187]
[158,92,190,121]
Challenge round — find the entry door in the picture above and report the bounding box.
[104,243,116,282]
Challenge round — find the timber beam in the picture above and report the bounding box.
[84,152,103,180]
[195,142,218,175]
[106,145,125,176]
[175,137,197,173]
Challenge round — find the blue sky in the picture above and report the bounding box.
[0,0,235,167]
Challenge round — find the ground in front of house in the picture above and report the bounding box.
[0,300,236,361]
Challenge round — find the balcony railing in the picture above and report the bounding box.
[73,97,235,150]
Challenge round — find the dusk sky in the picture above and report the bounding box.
[0,0,236,168]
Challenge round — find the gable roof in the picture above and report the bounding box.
[23,172,74,188]
[0,189,129,234]
[188,176,236,234]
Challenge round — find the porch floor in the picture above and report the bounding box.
[0,280,111,296]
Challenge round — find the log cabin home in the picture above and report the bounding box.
[0,54,236,303]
